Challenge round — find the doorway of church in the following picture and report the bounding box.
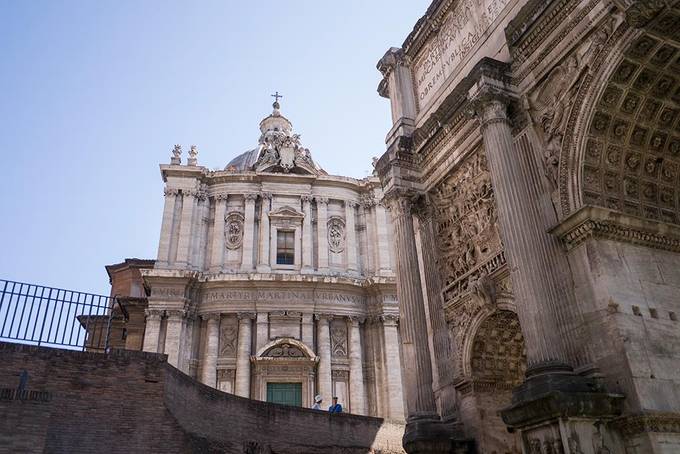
[266,382,302,407]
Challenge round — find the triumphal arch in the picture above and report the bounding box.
[376,0,680,452]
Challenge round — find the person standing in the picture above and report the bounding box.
[328,396,342,413]
[311,395,323,410]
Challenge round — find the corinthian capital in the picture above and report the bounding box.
[377,47,409,76]
[466,58,516,129]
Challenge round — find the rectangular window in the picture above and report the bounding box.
[276,230,295,265]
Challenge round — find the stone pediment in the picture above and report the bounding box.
[268,206,304,220]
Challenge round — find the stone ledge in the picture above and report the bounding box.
[0,341,168,363]
[550,205,680,253]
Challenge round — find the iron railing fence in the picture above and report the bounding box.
[0,279,128,352]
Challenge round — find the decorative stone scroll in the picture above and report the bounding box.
[224,212,245,250]
[262,343,305,358]
[327,216,346,253]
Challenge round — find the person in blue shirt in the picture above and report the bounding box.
[328,396,342,413]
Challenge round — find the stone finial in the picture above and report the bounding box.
[188,145,198,166]
[171,144,182,165]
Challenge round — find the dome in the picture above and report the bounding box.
[225,148,260,172]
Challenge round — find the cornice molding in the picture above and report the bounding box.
[551,205,680,253]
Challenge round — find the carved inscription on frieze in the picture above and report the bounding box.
[413,0,510,109]
[430,151,502,288]
[202,289,364,305]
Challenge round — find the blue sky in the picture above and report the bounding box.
[0,0,429,295]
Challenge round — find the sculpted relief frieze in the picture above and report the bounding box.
[412,0,510,109]
[430,151,502,290]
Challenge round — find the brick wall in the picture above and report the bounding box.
[0,342,404,454]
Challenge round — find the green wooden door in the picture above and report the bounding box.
[266,382,302,407]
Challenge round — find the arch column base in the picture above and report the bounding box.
[402,417,474,454]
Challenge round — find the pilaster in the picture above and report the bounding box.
[345,200,359,273]
[234,312,255,398]
[176,189,197,268]
[201,313,220,387]
[315,197,329,271]
[257,192,272,272]
[255,312,268,351]
[301,195,313,272]
[241,193,257,271]
[315,313,333,404]
[157,188,178,267]
[142,309,163,353]
[210,194,227,272]
[164,309,186,368]
[381,315,405,421]
[348,316,366,415]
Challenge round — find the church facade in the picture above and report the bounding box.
[138,101,404,420]
[376,0,680,453]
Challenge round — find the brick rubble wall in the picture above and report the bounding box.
[0,342,404,454]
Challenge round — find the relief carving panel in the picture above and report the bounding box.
[330,319,348,358]
[430,151,502,289]
[219,316,238,357]
[225,212,245,249]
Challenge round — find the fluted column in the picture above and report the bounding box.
[385,193,437,420]
[413,200,457,418]
[241,194,257,271]
[157,188,178,267]
[348,316,366,415]
[315,313,332,403]
[142,309,163,353]
[201,314,220,387]
[210,194,227,272]
[382,314,405,420]
[375,202,392,275]
[345,200,358,272]
[164,310,186,368]
[315,197,329,271]
[257,192,272,272]
[301,195,313,272]
[234,312,255,397]
[176,189,197,267]
[469,82,576,372]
